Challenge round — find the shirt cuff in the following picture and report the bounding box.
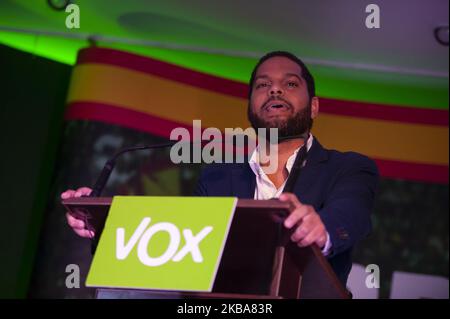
[321,232,332,256]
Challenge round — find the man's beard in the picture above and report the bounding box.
[248,102,313,140]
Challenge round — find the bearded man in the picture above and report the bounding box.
[63,51,379,287]
[193,51,379,286]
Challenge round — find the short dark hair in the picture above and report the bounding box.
[248,51,316,100]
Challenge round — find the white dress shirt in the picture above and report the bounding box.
[248,134,332,256]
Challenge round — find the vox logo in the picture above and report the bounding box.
[116,217,213,267]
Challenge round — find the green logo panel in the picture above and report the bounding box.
[86,196,237,291]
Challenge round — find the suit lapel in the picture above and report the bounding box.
[231,164,256,199]
[292,137,329,200]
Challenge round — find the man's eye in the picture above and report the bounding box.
[256,83,268,89]
[287,82,299,87]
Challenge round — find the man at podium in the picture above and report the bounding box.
[62,51,379,287]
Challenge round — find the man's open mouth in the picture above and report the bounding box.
[264,101,291,112]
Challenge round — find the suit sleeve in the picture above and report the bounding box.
[318,154,379,258]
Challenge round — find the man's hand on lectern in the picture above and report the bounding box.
[61,187,95,238]
[279,192,328,249]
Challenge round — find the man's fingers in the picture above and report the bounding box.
[66,213,95,238]
[61,189,76,199]
[75,187,92,197]
[66,213,85,229]
[291,224,309,242]
[283,205,312,229]
[290,215,316,241]
[74,228,95,239]
[61,187,92,199]
[62,187,94,238]
[298,229,327,249]
[279,192,302,209]
[297,227,323,247]
[298,224,327,248]
[280,193,308,228]
[279,194,327,248]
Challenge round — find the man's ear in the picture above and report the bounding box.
[311,97,319,119]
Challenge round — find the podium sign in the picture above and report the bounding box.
[86,196,237,292]
[64,197,350,299]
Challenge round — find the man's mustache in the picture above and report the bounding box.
[263,97,293,110]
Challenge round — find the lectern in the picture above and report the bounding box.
[63,197,349,299]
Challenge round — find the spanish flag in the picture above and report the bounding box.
[65,47,448,184]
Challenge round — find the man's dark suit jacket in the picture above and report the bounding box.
[194,137,379,285]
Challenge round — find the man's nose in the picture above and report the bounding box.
[269,84,283,96]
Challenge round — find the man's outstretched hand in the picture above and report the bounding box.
[279,192,327,249]
[61,187,95,239]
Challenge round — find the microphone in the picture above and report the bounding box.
[86,141,180,255]
[282,131,310,192]
[89,142,177,197]
[89,132,310,197]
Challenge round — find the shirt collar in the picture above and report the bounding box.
[249,133,313,177]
